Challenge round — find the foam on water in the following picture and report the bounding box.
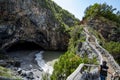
[35,51,53,74]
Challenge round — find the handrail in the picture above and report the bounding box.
[67,26,120,80]
[84,28,103,64]
[66,63,84,80]
[66,64,99,80]
[92,35,120,73]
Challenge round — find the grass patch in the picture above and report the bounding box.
[0,66,21,80]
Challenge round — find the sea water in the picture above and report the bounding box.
[35,51,53,74]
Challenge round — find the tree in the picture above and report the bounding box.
[51,25,97,80]
[84,3,119,23]
[84,3,101,18]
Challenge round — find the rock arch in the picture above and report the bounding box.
[3,40,44,52]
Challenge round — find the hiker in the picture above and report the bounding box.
[99,61,113,80]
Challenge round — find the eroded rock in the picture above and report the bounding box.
[0,0,78,51]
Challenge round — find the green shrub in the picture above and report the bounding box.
[51,52,83,80]
[51,25,97,80]
[84,3,120,24]
[103,41,120,55]
[0,66,22,80]
[103,41,120,64]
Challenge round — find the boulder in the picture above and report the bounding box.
[0,60,7,67]
[26,72,34,79]
[14,61,21,67]
[17,68,22,74]
[21,70,27,77]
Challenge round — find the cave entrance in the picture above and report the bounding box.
[6,40,44,52]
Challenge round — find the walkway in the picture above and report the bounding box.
[67,26,120,80]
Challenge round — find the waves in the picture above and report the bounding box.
[35,51,53,74]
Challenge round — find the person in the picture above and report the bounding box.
[99,61,113,80]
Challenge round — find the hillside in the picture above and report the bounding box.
[50,3,120,80]
[0,0,79,79]
[0,1,120,80]
[0,0,79,51]
[83,3,120,64]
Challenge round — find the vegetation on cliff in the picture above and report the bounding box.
[0,0,79,51]
[84,3,120,64]
[38,0,79,31]
[51,25,97,80]
[84,3,120,36]
[103,41,120,63]
[84,3,120,24]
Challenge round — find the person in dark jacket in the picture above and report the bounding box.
[99,61,113,80]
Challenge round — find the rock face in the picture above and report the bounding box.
[86,17,120,42]
[0,0,78,50]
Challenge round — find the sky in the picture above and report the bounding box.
[53,0,120,20]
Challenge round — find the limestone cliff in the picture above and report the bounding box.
[0,0,79,50]
[83,17,120,64]
[85,17,120,42]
